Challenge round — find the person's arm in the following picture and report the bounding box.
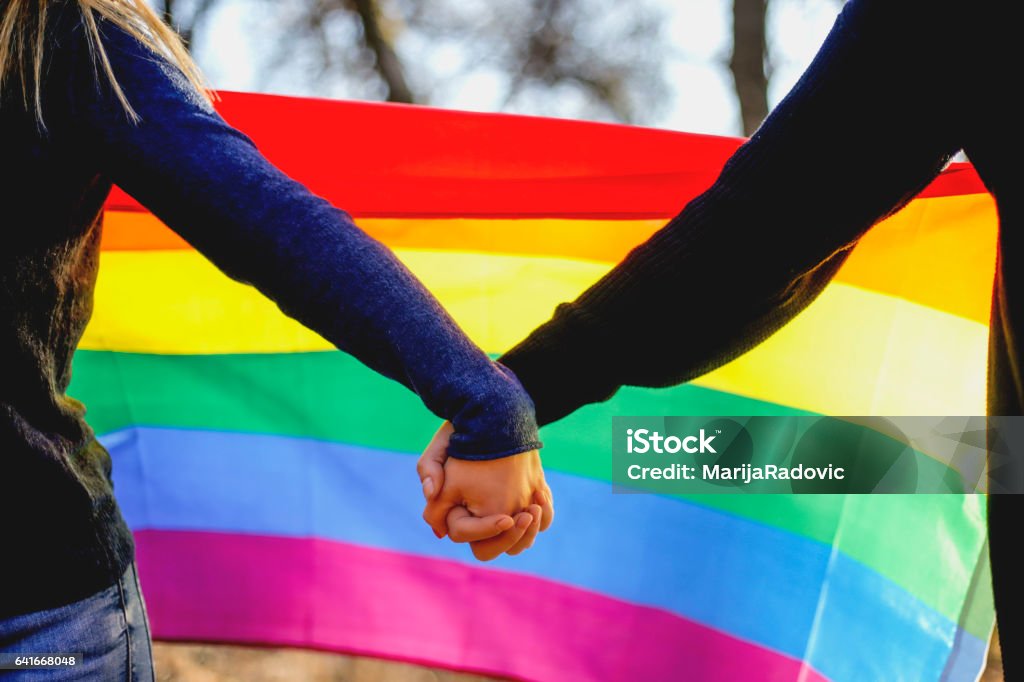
[56,14,541,461]
[500,0,963,425]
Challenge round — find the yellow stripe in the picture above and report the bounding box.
[699,283,987,415]
[83,249,610,354]
[83,249,986,415]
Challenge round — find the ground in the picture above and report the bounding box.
[153,643,502,682]
[983,630,1004,682]
[153,630,1005,681]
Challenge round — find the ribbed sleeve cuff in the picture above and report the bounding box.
[445,362,544,461]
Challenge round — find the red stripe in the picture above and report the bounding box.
[135,530,829,682]
[104,91,984,219]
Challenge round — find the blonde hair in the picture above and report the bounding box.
[0,0,212,126]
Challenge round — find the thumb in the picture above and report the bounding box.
[423,490,459,540]
[417,422,454,501]
[446,506,516,543]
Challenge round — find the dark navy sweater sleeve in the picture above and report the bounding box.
[500,0,963,426]
[61,17,540,459]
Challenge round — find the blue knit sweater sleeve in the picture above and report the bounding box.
[59,16,540,460]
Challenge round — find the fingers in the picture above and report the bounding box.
[535,485,555,532]
[422,495,458,539]
[446,506,516,542]
[418,423,455,537]
[469,511,533,562]
[416,422,454,502]
[506,504,542,556]
[417,456,444,502]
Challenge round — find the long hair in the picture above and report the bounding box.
[0,0,212,126]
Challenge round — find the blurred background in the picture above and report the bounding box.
[142,0,1001,679]
[152,0,845,138]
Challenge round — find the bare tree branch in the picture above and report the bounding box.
[215,0,666,123]
[179,0,219,47]
[158,0,219,50]
[498,0,655,123]
[730,0,769,136]
[349,0,416,103]
[159,0,176,28]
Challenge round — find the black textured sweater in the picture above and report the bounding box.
[501,0,1022,670]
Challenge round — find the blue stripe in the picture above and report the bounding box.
[105,426,985,681]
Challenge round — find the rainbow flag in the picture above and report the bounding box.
[70,92,996,681]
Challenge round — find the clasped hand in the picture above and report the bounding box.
[417,423,554,561]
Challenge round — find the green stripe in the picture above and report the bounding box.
[69,349,993,637]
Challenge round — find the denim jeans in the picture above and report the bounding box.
[0,562,154,681]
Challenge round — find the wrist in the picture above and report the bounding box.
[446,361,543,461]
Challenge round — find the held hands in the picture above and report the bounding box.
[418,423,554,561]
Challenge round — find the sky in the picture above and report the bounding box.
[184,0,843,138]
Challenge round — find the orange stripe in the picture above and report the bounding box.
[836,193,997,324]
[100,193,997,323]
[99,211,665,261]
[102,211,191,250]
